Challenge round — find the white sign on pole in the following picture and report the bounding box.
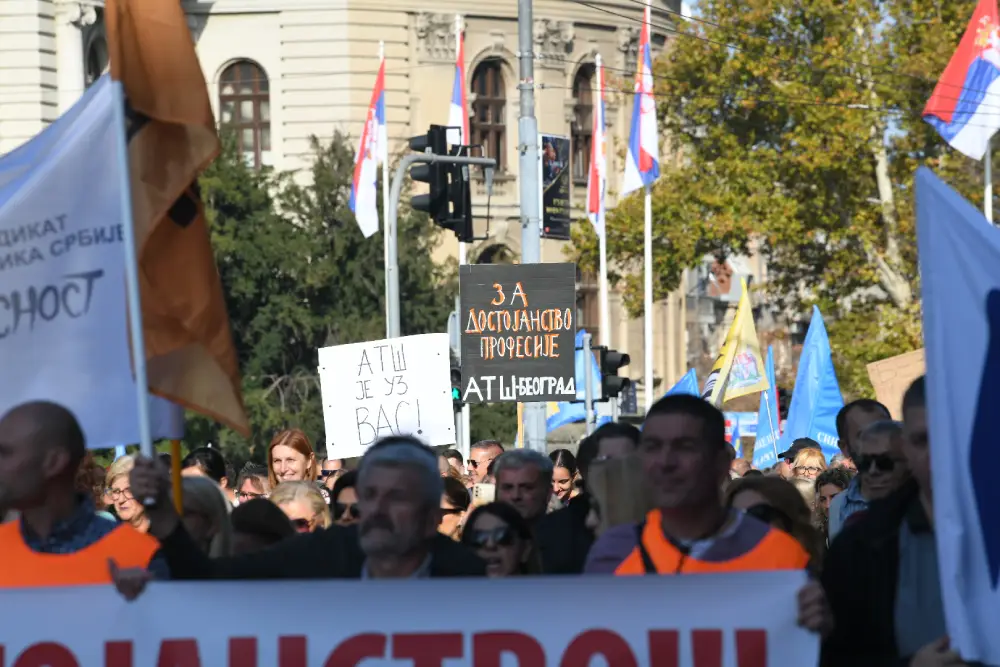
[318,333,455,459]
[0,76,182,449]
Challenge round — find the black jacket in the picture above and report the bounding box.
[159,522,486,580]
[821,479,925,667]
[534,504,594,575]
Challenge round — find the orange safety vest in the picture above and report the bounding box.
[614,509,810,575]
[0,519,159,588]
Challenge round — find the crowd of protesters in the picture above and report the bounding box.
[0,374,980,665]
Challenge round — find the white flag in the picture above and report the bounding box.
[0,76,183,448]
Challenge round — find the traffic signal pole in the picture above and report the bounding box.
[385,153,497,338]
[584,332,595,435]
[516,0,548,454]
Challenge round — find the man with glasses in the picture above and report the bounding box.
[318,458,345,491]
[828,420,910,540]
[234,464,271,504]
[467,440,504,485]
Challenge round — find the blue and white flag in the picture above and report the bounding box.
[665,368,699,397]
[753,346,781,469]
[777,306,843,461]
[0,76,182,449]
[916,167,1000,665]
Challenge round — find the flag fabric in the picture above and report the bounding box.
[916,166,1000,664]
[730,421,742,458]
[106,0,248,436]
[547,330,611,431]
[665,368,700,397]
[621,3,660,195]
[753,346,781,470]
[447,21,469,146]
[350,53,386,239]
[923,0,1000,160]
[0,77,183,448]
[586,57,608,238]
[777,306,843,461]
[701,279,769,406]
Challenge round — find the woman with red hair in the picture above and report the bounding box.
[267,429,318,487]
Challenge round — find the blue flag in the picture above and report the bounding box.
[665,368,699,397]
[777,306,843,461]
[730,420,742,457]
[917,167,1000,662]
[545,329,611,432]
[753,346,780,469]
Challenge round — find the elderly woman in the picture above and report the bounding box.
[106,455,149,533]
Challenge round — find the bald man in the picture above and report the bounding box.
[0,401,160,587]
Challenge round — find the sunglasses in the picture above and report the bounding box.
[855,454,897,473]
[744,504,793,533]
[335,502,360,519]
[319,469,342,479]
[441,507,464,515]
[468,526,516,548]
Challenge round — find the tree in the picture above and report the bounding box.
[185,133,455,463]
[571,0,982,396]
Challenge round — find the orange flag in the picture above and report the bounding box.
[106,0,249,436]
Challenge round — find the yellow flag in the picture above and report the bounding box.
[701,279,769,406]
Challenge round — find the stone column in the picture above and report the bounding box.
[55,2,97,113]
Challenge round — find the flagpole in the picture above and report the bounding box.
[986,138,993,223]
[379,41,392,339]
[596,54,611,348]
[453,15,472,453]
[643,186,654,413]
[763,390,779,463]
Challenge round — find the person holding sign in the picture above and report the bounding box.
[585,395,833,637]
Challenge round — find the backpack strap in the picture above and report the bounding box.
[634,519,657,574]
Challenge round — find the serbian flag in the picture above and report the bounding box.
[587,56,608,238]
[923,0,1000,160]
[447,17,469,146]
[621,3,660,194]
[350,52,386,239]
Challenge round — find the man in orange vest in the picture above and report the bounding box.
[585,394,832,636]
[0,401,160,587]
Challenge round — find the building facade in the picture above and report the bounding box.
[1,0,715,407]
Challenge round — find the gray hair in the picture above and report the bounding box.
[492,449,554,483]
[357,436,443,508]
[856,420,904,445]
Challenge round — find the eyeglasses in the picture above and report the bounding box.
[108,487,134,501]
[467,526,516,548]
[237,490,266,502]
[795,465,823,475]
[440,507,464,516]
[334,502,360,519]
[855,454,898,474]
[319,469,342,479]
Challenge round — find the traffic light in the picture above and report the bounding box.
[409,125,449,223]
[599,348,631,400]
[446,146,473,242]
[451,364,463,410]
[777,387,791,421]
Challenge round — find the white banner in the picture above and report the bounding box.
[0,77,183,448]
[0,573,816,666]
[318,333,454,458]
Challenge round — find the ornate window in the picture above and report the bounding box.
[572,65,595,183]
[218,61,271,169]
[471,60,506,171]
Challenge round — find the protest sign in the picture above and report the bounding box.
[540,134,571,240]
[318,333,454,458]
[0,76,182,448]
[866,348,925,419]
[0,572,817,666]
[459,263,576,403]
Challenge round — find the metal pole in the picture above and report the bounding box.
[386,153,497,338]
[517,0,547,454]
[584,332,595,435]
[110,81,154,460]
[643,187,654,413]
[380,41,391,339]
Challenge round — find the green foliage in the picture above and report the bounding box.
[469,402,518,446]
[572,0,986,397]
[185,133,455,463]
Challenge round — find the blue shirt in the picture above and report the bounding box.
[828,475,869,540]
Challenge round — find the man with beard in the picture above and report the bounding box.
[120,436,484,586]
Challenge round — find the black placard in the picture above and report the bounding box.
[459,263,577,403]
[541,135,572,240]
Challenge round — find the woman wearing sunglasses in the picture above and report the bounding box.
[460,502,540,577]
[440,476,470,540]
[268,482,331,534]
[330,471,360,527]
[725,476,826,573]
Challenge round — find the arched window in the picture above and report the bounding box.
[471,60,506,171]
[219,61,271,169]
[475,244,514,264]
[572,65,595,183]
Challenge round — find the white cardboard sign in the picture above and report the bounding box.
[318,333,455,458]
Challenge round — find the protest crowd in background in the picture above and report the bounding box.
[0,0,998,664]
